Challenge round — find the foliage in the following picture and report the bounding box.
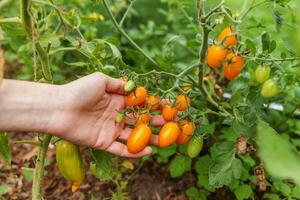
[0,0,300,199]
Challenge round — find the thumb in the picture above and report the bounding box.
[105,76,125,95]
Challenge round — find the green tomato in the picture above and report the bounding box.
[124,80,136,93]
[115,112,125,123]
[255,66,271,84]
[187,137,203,158]
[261,79,279,98]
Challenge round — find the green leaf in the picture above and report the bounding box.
[169,155,192,177]
[90,149,113,180]
[22,168,33,182]
[273,180,292,196]
[195,155,210,175]
[185,187,209,200]
[209,141,242,188]
[234,185,253,200]
[257,120,300,185]
[261,32,271,52]
[0,184,10,196]
[263,193,281,200]
[0,132,11,165]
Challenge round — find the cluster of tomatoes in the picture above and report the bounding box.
[254,65,279,98]
[117,78,202,158]
[206,27,244,80]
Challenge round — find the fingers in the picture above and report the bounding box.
[105,141,152,158]
[125,114,165,127]
[119,128,159,145]
[105,75,125,95]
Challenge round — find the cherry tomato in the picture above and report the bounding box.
[124,80,136,93]
[255,66,270,84]
[176,120,194,145]
[162,105,178,121]
[223,52,244,80]
[119,76,128,82]
[126,86,147,107]
[206,45,227,69]
[127,123,152,153]
[217,26,237,47]
[159,122,181,147]
[176,94,191,111]
[261,79,279,97]
[187,137,203,158]
[146,96,160,112]
[136,110,151,125]
[115,112,125,123]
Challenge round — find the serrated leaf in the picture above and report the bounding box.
[186,187,209,200]
[195,155,210,175]
[257,120,300,185]
[234,185,253,200]
[209,141,242,188]
[0,132,11,165]
[169,156,192,177]
[90,149,113,180]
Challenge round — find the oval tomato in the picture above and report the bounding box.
[217,27,237,47]
[136,110,151,125]
[187,137,203,158]
[223,52,244,80]
[255,66,270,84]
[119,76,128,82]
[127,123,152,153]
[206,45,227,69]
[261,79,279,97]
[176,94,191,111]
[162,105,178,121]
[159,122,181,147]
[124,80,136,93]
[146,96,160,112]
[176,120,194,145]
[126,86,147,107]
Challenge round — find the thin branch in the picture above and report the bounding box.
[119,0,137,27]
[243,55,299,62]
[101,0,162,70]
[0,17,22,24]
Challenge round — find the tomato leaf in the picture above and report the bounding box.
[257,120,300,185]
[169,155,192,177]
[0,132,11,165]
[209,141,242,188]
[234,185,253,200]
[90,149,113,180]
[186,187,209,200]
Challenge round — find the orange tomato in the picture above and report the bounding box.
[217,27,237,47]
[206,45,227,69]
[119,76,128,82]
[126,87,148,107]
[162,105,178,121]
[223,52,244,80]
[136,110,151,125]
[146,96,160,112]
[176,94,191,111]
[127,123,152,153]
[159,122,181,147]
[176,120,194,145]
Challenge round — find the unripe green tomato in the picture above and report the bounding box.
[56,140,85,192]
[187,137,203,158]
[255,66,270,84]
[115,112,125,123]
[261,79,279,98]
[124,80,136,93]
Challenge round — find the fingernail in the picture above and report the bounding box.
[144,146,152,154]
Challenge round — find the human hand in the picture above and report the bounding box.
[48,72,164,158]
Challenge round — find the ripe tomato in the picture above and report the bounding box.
[136,110,151,125]
[126,86,147,107]
[176,120,194,145]
[176,94,191,111]
[187,137,203,158]
[162,105,178,121]
[206,45,227,69]
[124,80,136,93]
[255,66,270,84]
[127,123,152,153]
[146,96,160,112]
[223,52,244,80]
[159,122,181,147]
[217,27,237,47]
[261,79,279,97]
[119,76,128,82]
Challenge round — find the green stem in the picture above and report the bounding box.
[102,0,162,70]
[243,55,299,62]
[15,140,41,146]
[119,0,137,27]
[0,17,22,24]
[32,134,52,200]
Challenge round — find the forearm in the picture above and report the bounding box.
[0,79,64,133]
